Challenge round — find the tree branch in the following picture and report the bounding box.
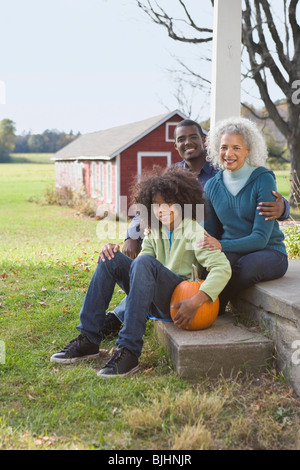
[258,0,291,75]
[242,0,290,138]
[241,102,269,120]
[136,0,213,43]
[252,0,291,100]
[289,0,300,47]
[283,0,290,62]
[171,58,211,86]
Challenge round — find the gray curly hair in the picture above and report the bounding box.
[206,116,268,169]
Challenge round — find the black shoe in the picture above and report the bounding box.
[97,346,139,378]
[102,311,122,337]
[50,334,99,364]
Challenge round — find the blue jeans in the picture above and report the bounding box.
[219,249,288,313]
[114,249,288,320]
[114,296,127,323]
[77,252,183,357]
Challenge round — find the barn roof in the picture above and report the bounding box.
[52,110,186,161]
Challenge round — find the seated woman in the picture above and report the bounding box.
[199,116,288,314]
[50,166,232,377]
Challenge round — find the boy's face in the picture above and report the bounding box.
[174,125,204,163]
[152,192,181,231]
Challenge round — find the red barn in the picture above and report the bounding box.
[52,110,187,215]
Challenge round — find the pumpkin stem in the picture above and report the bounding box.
[191,264,200,281]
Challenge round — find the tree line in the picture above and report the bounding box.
[15,128,80,154]
[0,118,80,162]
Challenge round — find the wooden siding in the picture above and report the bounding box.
[120,114,183,211]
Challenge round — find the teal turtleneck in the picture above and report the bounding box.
[223,161,256,196]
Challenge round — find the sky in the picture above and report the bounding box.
[0,0,291,135]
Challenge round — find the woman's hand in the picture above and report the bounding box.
[198,232,222,251]
[171,290,210,329]
[98,243,120,262]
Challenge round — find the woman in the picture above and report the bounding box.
[199,116,288,314]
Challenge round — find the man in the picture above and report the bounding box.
[102,119,290,336]
[50,119,290,363]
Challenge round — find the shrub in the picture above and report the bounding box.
[43,186,97,217]
[282,225,300,259]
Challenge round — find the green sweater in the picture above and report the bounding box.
[139,218,232,302]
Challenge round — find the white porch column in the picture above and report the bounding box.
[210,0,242,130]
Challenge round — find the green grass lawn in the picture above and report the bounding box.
[0,159,300,450]
[10,153,54,164]
[273,170,290,199]
[270,168,300,220]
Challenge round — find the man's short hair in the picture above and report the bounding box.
[174,119,206,140]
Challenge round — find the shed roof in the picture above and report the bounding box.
[52,110,186,161]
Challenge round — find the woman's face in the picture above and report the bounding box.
[219,133,250,172]
[152,192,181,231]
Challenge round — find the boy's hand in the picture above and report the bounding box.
[98,243,120,262]
[257,191,285,220]
[171,291,210,329]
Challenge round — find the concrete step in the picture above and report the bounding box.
[231,258,300,397]
[154,314,274,379]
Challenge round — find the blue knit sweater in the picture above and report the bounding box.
[204,166,287,255]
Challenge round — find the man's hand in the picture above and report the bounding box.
[122,238,140,259]
[98,243,120,262]
[171,290,210,329]
[257,191,285,221]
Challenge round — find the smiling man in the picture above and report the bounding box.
[174,122,206,170]
[172,120,218,188]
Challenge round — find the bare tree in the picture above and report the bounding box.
[135,0,300,207]
[136,0,214,43]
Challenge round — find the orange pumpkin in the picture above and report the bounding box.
[170,265,219,331]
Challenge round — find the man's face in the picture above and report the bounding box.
[174,125,204,162]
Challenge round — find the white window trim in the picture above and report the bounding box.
[165,122,180,142]
[137,152,172,181]
[106,161,113,203]
[91,161,97,198]
[98,162,104,201]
